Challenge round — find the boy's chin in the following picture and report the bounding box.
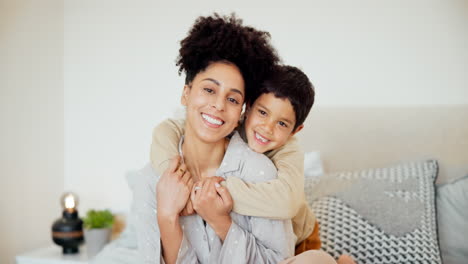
[248,143,272,154]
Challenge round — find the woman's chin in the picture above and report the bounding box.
[195,130,230,144]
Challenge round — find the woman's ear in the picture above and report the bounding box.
[244,103,252,117]
[181,85,190,106]
[245,103,251,112]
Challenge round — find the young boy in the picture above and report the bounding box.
[151,65,319,254]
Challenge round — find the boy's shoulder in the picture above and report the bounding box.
[153,118,185,135]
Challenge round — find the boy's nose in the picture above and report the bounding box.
[262,120,274,134]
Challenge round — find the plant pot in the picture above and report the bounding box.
[84,227,111,258]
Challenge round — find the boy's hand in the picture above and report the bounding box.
[191,176,233,239]
[156,156,194,219]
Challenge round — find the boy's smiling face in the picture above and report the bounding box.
[244,93,303,153]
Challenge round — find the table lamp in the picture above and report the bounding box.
[51,192,84,254]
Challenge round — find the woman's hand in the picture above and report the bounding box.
[179,199,195,216]
[156,156,194,219]
[191,176,233,240]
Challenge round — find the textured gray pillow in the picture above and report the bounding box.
[305,160,442,264]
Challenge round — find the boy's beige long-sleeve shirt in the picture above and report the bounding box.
[150,118,316,244]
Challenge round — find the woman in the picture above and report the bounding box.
[134,14,292,264]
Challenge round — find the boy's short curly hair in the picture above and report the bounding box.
[255,65,315,130]
[176,13,280,104]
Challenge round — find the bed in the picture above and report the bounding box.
[92,106,468,264]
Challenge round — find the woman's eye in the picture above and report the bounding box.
[228,98,239,105]
[278,121,288,127]
[203,88,214,94]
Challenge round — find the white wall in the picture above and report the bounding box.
[63,0,468,214]
[0,0,64,263]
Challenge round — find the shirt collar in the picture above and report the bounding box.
[178,132,244,176]
[215,132,245,176]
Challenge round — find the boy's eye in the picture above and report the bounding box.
[258,109,267,116]
[203,88,214,94]
[278,121,288,127]
[228,98,239,105]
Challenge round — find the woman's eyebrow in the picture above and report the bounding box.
[202,78,221,86]
[202,78,244,97]
[230,88,244,97]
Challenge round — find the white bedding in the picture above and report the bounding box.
[91,228,140,264]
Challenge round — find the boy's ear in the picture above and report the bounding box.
[181,85,190,106]
[290,124,304,137]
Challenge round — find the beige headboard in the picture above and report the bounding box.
[297,105,468,183]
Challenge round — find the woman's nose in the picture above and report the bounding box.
[211,96,225,111]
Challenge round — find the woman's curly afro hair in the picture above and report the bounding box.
[176,13,280,104]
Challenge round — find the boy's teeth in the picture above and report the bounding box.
[202,114,223,125]
[255,132,269,143]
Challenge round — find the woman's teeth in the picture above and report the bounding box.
[255,132,269,143]
[202,114,223,125]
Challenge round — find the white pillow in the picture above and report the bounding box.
[437,174,468,264]
[304,151,324,178]
[118,164,155,246]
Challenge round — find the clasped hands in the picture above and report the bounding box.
[156,156,233,227]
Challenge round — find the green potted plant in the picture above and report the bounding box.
[82,209,114,257]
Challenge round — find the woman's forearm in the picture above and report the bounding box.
[209,215,232,241]
[158,214,183,264]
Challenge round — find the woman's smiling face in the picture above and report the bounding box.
[182,61,245,144]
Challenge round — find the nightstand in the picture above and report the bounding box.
[16,245,89,264]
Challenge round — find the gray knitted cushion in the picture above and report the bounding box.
[305,160,442,264]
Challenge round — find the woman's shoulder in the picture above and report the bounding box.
[133,163,161,196]
[223,132,277,182]
[227,132,270,162]
[131,163,161,211]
